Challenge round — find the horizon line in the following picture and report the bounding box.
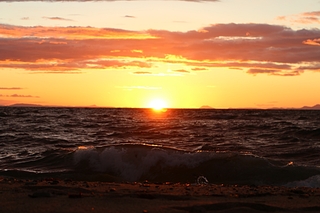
[1,103,320,110]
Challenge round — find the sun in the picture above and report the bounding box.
[148,99,168,111]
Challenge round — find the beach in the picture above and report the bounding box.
[1,177,319,213]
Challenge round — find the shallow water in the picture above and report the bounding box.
[0,107,319,186]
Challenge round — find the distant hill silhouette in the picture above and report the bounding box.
[301,104,320,110]
[200,105,214,109]
[9,103,43,107]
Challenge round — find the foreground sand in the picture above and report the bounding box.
[0,177,319,213]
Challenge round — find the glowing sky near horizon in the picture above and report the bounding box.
[0,0,320,108]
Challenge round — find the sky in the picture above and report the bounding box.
[0,0,320,109]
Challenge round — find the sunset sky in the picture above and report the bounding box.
[1,0,320,108]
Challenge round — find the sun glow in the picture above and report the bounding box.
[148,99,168,111]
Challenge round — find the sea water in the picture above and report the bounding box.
[0,107,319,187]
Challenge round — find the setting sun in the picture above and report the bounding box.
[148,99,168,111]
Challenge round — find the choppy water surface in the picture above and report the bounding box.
[0,107,319,186]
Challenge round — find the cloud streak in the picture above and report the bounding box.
[0,87,23,90]
[0,94,40,98]
[277,11,320,24]
[42,17,74,21]
[123,15,136,18]
[0,23,319,76]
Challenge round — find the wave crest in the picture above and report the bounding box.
[73,145,320,185]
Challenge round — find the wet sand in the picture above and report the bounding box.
[0,177,319,213]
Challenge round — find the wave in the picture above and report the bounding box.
[72,144,320,186]
[1,144,319,187]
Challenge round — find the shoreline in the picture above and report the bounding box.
[1,176,319,213]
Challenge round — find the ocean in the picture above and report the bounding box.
[0,107,319,187]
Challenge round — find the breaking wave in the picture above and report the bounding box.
[72,144,320,186]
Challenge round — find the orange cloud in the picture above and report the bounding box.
[0,23,320,75]
[0,24,155,39]
[277,11,320,24]
[132,71,153,75]
[303,38,320,46]
[247,69,302,76]
[191,67,208,71]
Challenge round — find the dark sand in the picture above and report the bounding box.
[0,177,320,213]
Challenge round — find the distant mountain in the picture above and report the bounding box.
[301,104,320,110]
[9,103,43,107]
[200,105,214,109]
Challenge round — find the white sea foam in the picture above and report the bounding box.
[285,175,320,188]
[73,145,213,181]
